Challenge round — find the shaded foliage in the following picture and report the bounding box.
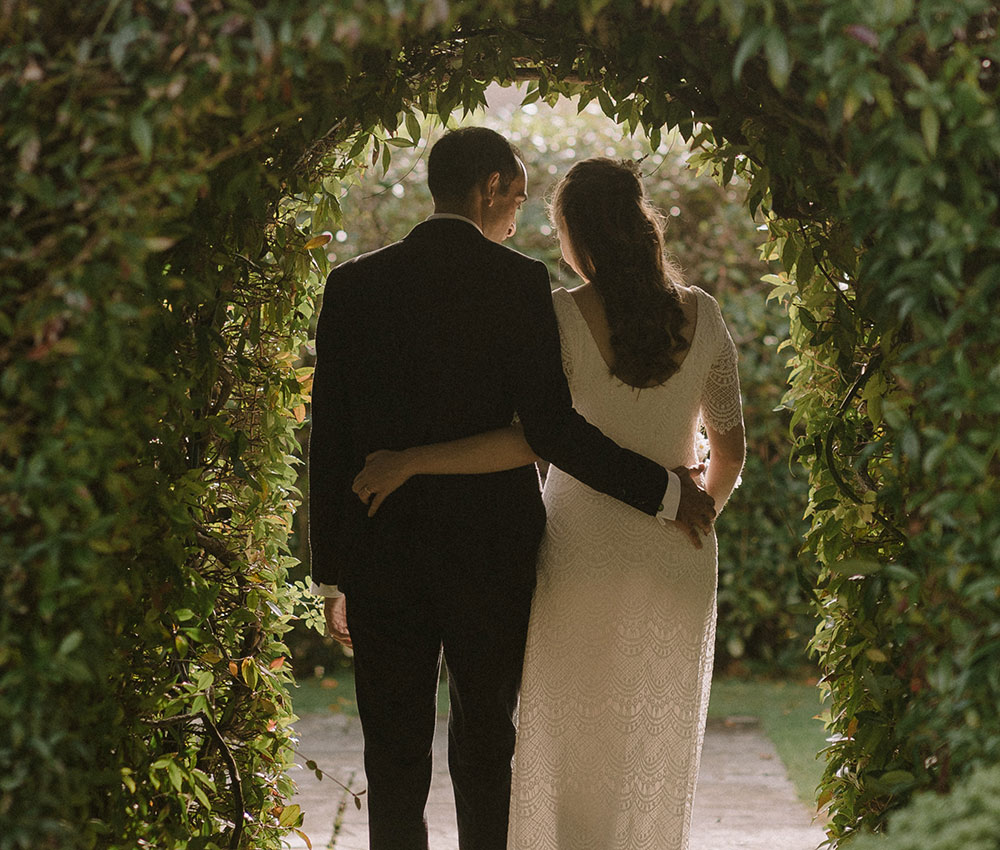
[849,764,1000,850]
[3,0,1000,847]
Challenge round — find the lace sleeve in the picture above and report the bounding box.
[701,300,743,434]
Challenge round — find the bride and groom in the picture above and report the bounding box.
[308,126,745,850]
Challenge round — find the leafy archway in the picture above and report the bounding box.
[3,2,999,848]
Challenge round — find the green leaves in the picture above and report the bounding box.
[277,803,303,827]
[920,106,939,156]
[730,22,793,89]
[763,28,791,89]
[827,559,882,576]
[7,1,1000,848]
[129,113,153,161]
[850,765,1000,850]
[109,20,146,73]
[733,27,765,82]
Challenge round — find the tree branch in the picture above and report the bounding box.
[198,711,246,850]
[145,711,246,849]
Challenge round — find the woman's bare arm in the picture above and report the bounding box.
[352,424,538,516]
[703,420,745,514]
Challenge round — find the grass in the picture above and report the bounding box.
[706,676,828,805]
[290,660,448,718]
[291,667,828,806]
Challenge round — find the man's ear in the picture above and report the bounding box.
[484,171,501,206]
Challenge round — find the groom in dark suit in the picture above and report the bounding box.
[308,127,714,850]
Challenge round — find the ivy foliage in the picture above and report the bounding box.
[3,0,1000,847]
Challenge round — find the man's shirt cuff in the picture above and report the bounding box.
[311,582,344,599]
[654,469,681,524]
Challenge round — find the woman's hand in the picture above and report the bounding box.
[352,449,414,517]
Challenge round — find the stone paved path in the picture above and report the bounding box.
[284,714,825,850]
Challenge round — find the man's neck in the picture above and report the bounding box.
[432,203,482,230]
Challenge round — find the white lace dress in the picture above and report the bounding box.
[508,285,743,850]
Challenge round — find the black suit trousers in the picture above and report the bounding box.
[346,527,536,850]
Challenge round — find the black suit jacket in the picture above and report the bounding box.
[308,218,668,593]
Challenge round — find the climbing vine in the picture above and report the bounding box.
[3,1,999,847]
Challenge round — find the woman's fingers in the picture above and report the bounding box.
[353,449,409,512]
[354,451,390,491]
[352,477,371,499]
[368,491,388,518]
[352,471,377,508]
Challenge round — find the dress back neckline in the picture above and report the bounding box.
[557,286,705,390]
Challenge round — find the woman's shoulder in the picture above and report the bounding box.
[550,285,573,307]
[681,283,712,304]
[552,284,587,311]
[683,284,727,320]
[681,285,735,351]
[549,285,586,327]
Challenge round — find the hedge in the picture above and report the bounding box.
[3,1,999,846]
[849,764,1000,850]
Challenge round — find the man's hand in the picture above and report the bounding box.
[672,465,716,549]
[324,596,352,648]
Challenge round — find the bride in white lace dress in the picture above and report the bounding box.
[353,157,745,850]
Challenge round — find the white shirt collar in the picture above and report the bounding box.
[425,212,483,234]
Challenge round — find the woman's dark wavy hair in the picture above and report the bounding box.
[551,157,688,388]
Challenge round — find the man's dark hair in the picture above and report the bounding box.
[427,127,522,203]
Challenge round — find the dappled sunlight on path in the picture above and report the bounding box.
[284,714,824,850]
